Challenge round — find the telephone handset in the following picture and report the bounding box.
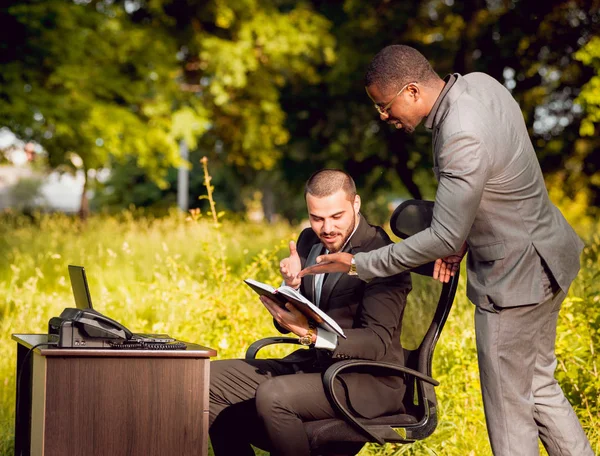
[49,308,134,348]
[69,308,133,339]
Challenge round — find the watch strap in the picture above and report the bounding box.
[348,257,358,276]
[299,321,317,346]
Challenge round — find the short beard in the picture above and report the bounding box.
[326,212,356,253]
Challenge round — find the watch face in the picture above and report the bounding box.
[299,334,312,346]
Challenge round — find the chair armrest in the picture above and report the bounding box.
[321,360,439,445]
[245,337,301,360]
[324,360,439,387]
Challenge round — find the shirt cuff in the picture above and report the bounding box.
[315,330,338,350]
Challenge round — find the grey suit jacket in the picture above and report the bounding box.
[355,73,584,307]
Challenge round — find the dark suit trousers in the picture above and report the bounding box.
[209,358,349,456]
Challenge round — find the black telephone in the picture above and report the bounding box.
[49,308,134,348]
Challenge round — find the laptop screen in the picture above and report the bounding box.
[66,265,177,344]
[68,265,94,310]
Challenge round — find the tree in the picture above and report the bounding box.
[570,35,600,207]
[127,0,337,212]
[1,0,338,217]
[3,1,597,219]
[471,0,600,206]
[278,0,600,214]
[0,1,194,217]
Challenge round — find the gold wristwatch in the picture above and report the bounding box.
[299,321,316,346]
[348,257,358,276]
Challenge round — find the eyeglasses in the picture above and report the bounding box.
[373,82,415,116]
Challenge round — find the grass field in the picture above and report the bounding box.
[1,209,598,456]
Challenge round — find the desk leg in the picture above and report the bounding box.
[14,343,33,456]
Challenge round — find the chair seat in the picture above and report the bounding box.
[305,412,419,447]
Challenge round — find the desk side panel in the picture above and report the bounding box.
[43,356,208,456]
[30,354,47,456]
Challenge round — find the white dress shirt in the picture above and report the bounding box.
[312,219,360,350]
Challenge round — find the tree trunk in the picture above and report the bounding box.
[78,170,89,221]
[261,186,275,223]
[384,127,423,200]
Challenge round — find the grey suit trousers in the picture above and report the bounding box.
[475,270,593,456]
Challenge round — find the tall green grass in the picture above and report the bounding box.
[1,211,598,455]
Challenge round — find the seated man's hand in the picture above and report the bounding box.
[260,295,313,339]
[433,242,467,283]
[280,241,301,288]
[298,252,353,277]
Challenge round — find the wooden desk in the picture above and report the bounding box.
[13,334,217,456]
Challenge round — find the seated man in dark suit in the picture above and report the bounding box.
[209,169,412,456]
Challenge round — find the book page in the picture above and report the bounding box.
[244,278,346,338]
[276,286,346,338]
[277,286,313,305]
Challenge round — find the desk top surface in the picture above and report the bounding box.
[12,334,217,358]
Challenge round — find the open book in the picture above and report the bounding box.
[244,279,346,339]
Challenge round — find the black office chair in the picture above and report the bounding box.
[245,199,460,455]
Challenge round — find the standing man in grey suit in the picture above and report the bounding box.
[299,45,593,456]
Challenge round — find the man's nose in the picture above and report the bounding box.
[379,110,389,121]
[323,218,334,232]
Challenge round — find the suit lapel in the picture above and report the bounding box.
[304,243,324,304]
[318,270,343,310]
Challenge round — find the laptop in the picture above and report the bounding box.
[67,265,175,343]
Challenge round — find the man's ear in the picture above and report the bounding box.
[353,194,361,214]
[408,83,420,102]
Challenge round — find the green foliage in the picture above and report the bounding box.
[23,0,337,177]
[0,1,184,185]
[557,236,600,434]
[172,0,336,170]
[4,1,598,216]
[1,0,340,216]
[0,213,598,456]
[276,0,600,204]
[92,152,252,215]
[547,173,599,241]
[574,36,600,137]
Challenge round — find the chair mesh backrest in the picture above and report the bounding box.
[389,200,458,413]
[390,199,435,240]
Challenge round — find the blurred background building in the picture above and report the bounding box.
[0,128,83,213]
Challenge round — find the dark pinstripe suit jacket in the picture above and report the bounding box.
[279,214,412,419]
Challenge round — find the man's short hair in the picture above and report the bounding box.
[305,169,357,201]
[364,45,440,93]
